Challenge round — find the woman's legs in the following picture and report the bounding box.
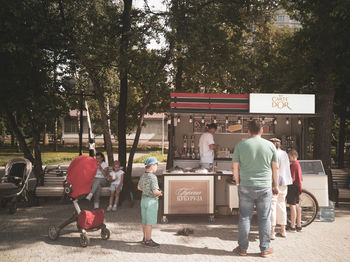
[91,178,109,208]
[276,186,288,234]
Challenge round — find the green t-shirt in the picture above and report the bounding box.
[137,172,159,199]
[232,136,278,188]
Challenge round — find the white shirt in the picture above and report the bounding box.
[95,161,108,178]
[199,132,215,164]
[109,170,124,185]
[277,148,293,186]
[89,142,95,150]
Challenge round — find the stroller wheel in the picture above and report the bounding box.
[80,233,90,247]
[9,202,17,214]
[101,227,110,240]
[48,225,59,240]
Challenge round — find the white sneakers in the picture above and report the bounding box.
[107,205,117,211]
[280,230,287,238]
[86,193,93,201]
[270,232,276,240]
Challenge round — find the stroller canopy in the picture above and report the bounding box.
[67,155,98,199]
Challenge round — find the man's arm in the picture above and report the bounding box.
[232,162,240,185]
[271,161,279,195]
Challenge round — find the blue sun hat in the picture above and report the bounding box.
[145,157,159,167]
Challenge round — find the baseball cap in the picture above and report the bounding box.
[145,157,159,167]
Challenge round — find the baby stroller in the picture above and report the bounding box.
[0,158,35,214]
[48,155,110,247]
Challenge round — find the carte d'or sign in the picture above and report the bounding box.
[249,93,315,114]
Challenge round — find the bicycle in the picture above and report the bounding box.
[287,189,319,227]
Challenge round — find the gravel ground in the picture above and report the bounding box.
[1,199,350,262]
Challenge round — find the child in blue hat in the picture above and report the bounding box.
[137,157,162,248]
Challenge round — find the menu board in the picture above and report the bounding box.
[193,116,274,134]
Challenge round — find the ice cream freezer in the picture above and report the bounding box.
[299,160,329,207]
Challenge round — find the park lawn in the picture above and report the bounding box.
[0,148,167,167]
[133,151,167,163]
[0,151,78,167]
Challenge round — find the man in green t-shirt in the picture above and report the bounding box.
[232,120,279,258]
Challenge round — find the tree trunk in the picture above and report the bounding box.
[123,97,151,204]
[10,130,15,146]
[166,115,175,169]
[337,97,347,169]
[118,0,132,170]
[313,79,335,197]
[91,77,114,165]
[54,118,58,152]
[32,124,44,186]
[6,111,34,163]
[79,93,84,155]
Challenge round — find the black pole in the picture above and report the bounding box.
[79,93,84,155]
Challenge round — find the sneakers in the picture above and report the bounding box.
[279,230,287,238]
[107,205,112,211]
[86,193,93,201]
[297,227,302,232]
[112,205,117,211]
[288,227,297,233]
[144,239,160,248]
[270,232,276,240]
[94,202,99,209]
[233,246,247,256]
[261,248,274,258]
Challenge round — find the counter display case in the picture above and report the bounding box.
[299,160,328,207]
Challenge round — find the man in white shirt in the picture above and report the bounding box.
[199,123,217,169]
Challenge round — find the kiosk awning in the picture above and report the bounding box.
[170,93,249,114]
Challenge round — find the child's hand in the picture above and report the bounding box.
[154,189,162,196]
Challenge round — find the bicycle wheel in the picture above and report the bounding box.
[287,189,319,227]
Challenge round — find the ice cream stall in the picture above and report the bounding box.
[162,92,328,223]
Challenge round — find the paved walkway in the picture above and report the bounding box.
[0,199,349,262]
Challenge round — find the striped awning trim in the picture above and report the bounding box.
[170,93,249,113]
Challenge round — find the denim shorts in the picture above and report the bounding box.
[141,197,158,226]
[109,183,122,191]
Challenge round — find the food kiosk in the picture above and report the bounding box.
[162,92,327,223]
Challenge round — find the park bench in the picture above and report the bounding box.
[35,165,68,198]
[35,165,111,200]
[331,169,350,206]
